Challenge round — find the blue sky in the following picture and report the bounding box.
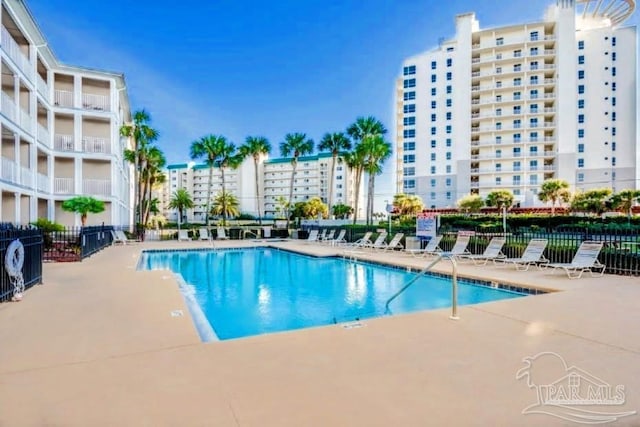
[28,0,638,170]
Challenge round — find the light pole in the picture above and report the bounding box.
[385,200,392,234]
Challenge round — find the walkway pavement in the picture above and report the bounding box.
[0,239,639,426]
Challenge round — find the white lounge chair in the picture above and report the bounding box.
[216,227,229,240]
[366,231,389,250]
[458,237,506,265]
[111,230,138,245]
[198,228,210,241]
[348,231,373,248]
[178,229,191,241]
[545,241,606,279]
[305,229,319,243]
[318,229,328,241]
[378,232,404,251]
[499,238,549,271]
[325,229,347,246]
[321,229,336,244]
[404,235,443,257]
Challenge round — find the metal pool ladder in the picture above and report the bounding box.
[384,254,460,320]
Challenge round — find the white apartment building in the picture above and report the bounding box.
[165,159,257,223]
[0,0,132,226]
[396,0,637,208]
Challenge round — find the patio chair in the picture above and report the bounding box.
[305,229,319,243]
[377,232,404,252]
[498,238,549,271]
[178,229,191,242]
[404,235,443,257]
[198,228,211,241]
[216,227,229,240]
[321,229,336,243]
[545,241,606,279]
[112,230,138,245]
[325,229,347,246]
[458,237,506,265]
[365,231,389,250]
[318,229,328,241]
[347,231,373,249]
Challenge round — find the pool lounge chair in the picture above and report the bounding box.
[458,237,506,265]
[378,232,404,252]
[404,235,443,257]
[365,231,389,250]
[305,229,319,243]
[347,231,373,248]
[499,238,549,271]
[320,229,335,243]
[216,227,229,240]
[111,230,138,245]
[198,228,211,241]
[325,229,347,246]
[178,229,191,242]
[318,229,328,241]
[545,241,606,279]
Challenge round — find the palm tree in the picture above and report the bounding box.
[570,189,612,215]
[211,191,240,221]
[486,190,514,235]
[346,116,387,224]
[139,146,166,227]
[279,132,314,228]
[120,110,159,228]
[190,134,235,227]
[168,188,194,229]
[239,136,271,225]
[61,196,105,226]
[344,150,366,225]
[457,194,484,214]
[393,193,423,218]
[610,189,640,220]
[318,132,351,216]
[538,179,571,215]
[359,135,392,225]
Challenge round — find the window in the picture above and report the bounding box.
[529,146,538,154]
[612,52,616,61]
[496,37,504,45]
[446,192,452,200]
[496,163,502,171]
[513,105,521,114]
[612,82,616,91]
[530,160,538,170]
[430,166,436,174]
[430,153,436,161]
[612,37,616,46]
[496,95,502,102]
[430,140,436,148]
[446,85,452,94]
[578,40,584,50]
[578,70,584,79]
[496,149,502,158]
[514,189,521,196]
[577,173,584,182]
[430,178,436,187]
[403,167,415,176]
[577,143,584,153]
[530,118,538,128]
[612,127,616,136]
[446,125,452,134]
[514,49,522,58]
[530,76,538,85]
[530,89,538,99]
[446,99,452,107]
[514,64,521,72]
[446,138,452,147]
[403,65,416,75]
[612,157,616,166]
[403,129,415,138]
[496,122,502,130]
[446,58,452,67]
[403,117,415,126]
[430,192,436,200]
[612,67,616,77]
[612,97,616,106]
[578,114,584,124]
[578,129,584,138]
[430,127,436,135]
[497,136,503,144]
[578,85,584,94]
[577,158,584,168]
[578,55,584,64]
[530,132,538,141]
[446,72,452,81]
[496,66,502,74]
[431,74,437,83]
[512,175,521,185]
[446,178,451,186]
[496,108,502,116]
[530,104,538,113]
[447,47,454,52]
[404,104,416,113]
[530,61,539,70]
[578,99,584,109]
[513,147,521,157]
[403,154,415,163]
[513,119,521,129]
[496,81,502,88]
[446,165,451,173]
[513,133,521,142]
[530,175,538,185]
[431,61,436,70]
[530,31,538,41]
[446,112,452,120]
[446,152,452,160]
[403,78,416,88]
[431,88,436,96]
[430,113,436,122]
[530,47,538,56]
[495,177,502,185]
[513,92,521,100]
[431,101,436,109]
[404,179,416,189]
[612,142,616,151]
[403,91,415,101]
[514,77,522,86]
[403,142,415,151]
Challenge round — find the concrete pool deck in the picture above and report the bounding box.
[0,239,639,426]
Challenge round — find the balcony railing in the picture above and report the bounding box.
[1,26,33,80]
[54,177,74,194]
[83,179,111,196]
[20,165,32,188]
[37,173,50,192]
[1,91,17,122]
[54,90,74,108]
[36,74,49,99]
[20,108,32,134]
[82,136,110,154]
[54,134,75,151]
[81,93,110,112]
[1,157,17,183]
[37,123,50,145]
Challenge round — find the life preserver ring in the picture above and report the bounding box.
[5,239,24,277]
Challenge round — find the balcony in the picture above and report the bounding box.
[37,173,50,192]
[54,134,75,151]
[82,136,110,154]
[20,165,32,187]
[1,157,17,183]
[19,108,32,134]
[54,177,74,194]
[83,179,111,196]
[36,74,49,99]
[1,92,17,122]
[0,26,33,80]
[82,93,110,112]
[37,123,50,145]
[54,90,73,108]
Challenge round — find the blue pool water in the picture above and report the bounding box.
[139,248,525,340]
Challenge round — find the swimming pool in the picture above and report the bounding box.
[139,248,527,341]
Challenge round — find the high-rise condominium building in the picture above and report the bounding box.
[0,0,132,226]
[396,0,637,208]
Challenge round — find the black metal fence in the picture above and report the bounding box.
[0,228,43,301]
[43,225,115,262]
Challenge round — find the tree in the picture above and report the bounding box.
[610,189,640,219]
[211,191,240,222]
[332,203,353,219]
[304,197,329,219]
[457,194,484,214]
[343,149,366,225]
[571,188,612,215]
[120,110,159,229]
[61,196,105,226]
[485,190,515,209]
[347,116,387,225]
[393,193,423,218]
[239,136,271,225]
[168,188,194,229]
[274,196,289,219]
[279,132,314,228]
[190,135,237,227]
[139,146,166,227]
[538,179,571,215]
[318,132,351,216]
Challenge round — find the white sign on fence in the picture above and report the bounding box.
[416,213,438,238]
